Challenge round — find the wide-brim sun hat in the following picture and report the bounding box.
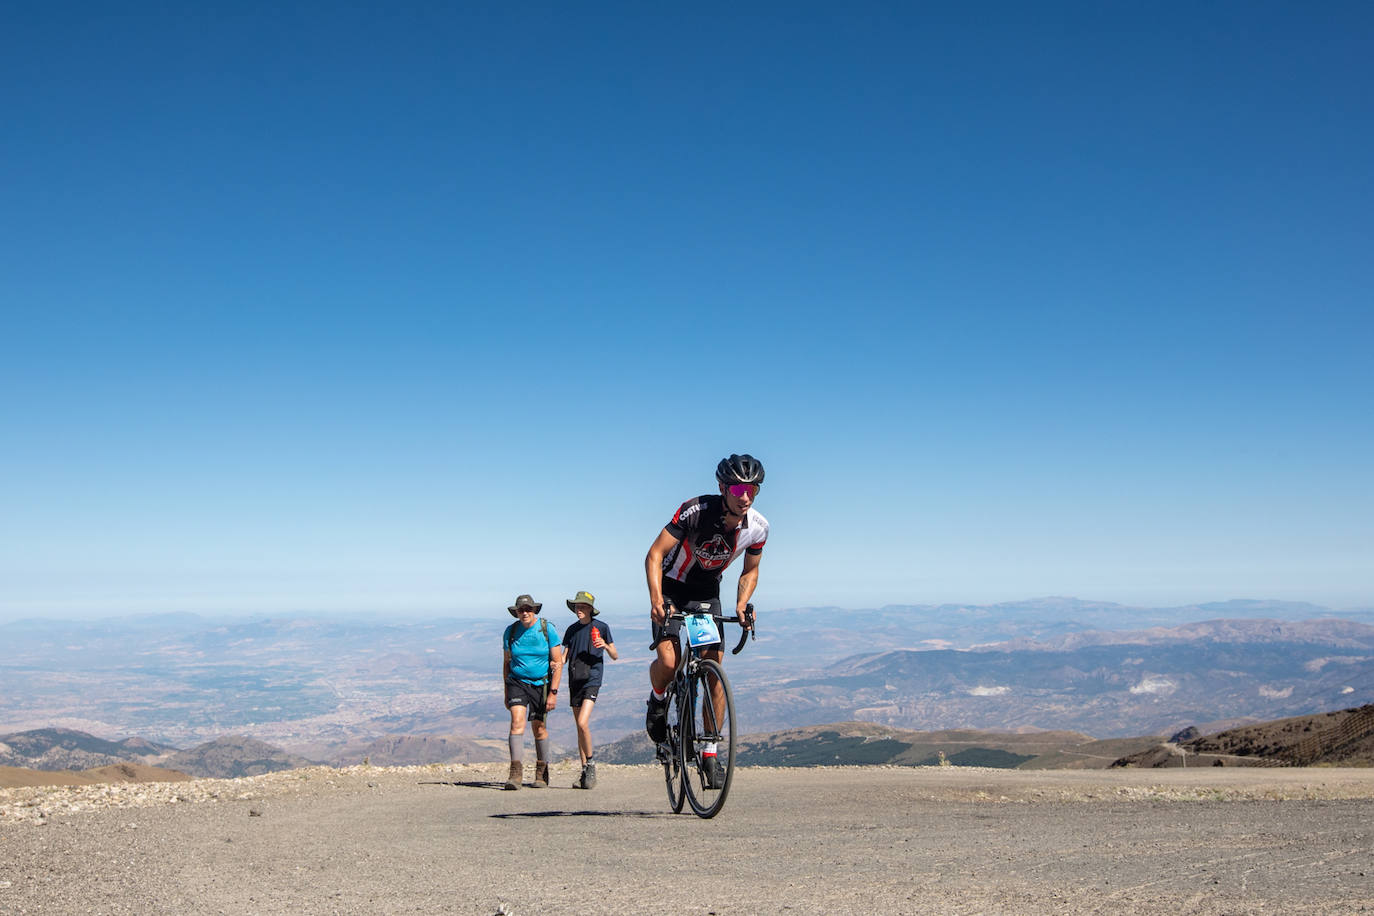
[565,590,599,617]
[507,594,542,618]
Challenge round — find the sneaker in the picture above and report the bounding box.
[583,761,597,790]
[574,765,587,789]
[645,696,669,743]
[503,760,522,791]
[701,753,724,790]
[532,761,549,788]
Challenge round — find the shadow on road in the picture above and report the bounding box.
[490,810,666,819]
[420,780,508,790]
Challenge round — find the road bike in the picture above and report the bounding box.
[657,599,754,818]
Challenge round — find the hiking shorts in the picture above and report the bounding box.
[569,678,601,707]
[505,676,549,721]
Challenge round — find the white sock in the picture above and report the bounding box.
[651,687,666,701]
[703,742,717,757]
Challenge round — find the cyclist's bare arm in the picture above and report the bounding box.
[735,551,761,624]
[645,527,681,624]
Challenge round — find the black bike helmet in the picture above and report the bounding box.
[716,453,765,487]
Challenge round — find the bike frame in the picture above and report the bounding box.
[658,598,754,818]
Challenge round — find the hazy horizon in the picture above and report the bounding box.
[3,593,1370,627]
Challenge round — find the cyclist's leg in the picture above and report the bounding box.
[646,616,681,741]
[701,644,727,733]
[651,637,679,692]
[649,593,684,694]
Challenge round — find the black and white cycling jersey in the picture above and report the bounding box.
[660,494,768,598]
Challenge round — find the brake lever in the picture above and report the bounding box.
[730,603,756,655]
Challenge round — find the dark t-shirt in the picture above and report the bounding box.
[562,619,614,686]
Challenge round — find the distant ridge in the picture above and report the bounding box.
[1113,704,1374,768]
[164,735,315,778]
[323,734,506,767]
[601,705,1374,770]
[597,721,1158,769]
[0,727,178,771]
[3,705,1369,787]
[990,617,1374,652]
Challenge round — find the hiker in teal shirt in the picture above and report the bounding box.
[502,594,562,790]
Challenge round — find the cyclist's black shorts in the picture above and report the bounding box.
[651,579,725,649]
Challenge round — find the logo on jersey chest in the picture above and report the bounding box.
[693,534,734,570]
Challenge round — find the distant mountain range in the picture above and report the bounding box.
[2,600,1371,756]
[0,728,504,777]
[780,617,1374,737]
[0,728,177,771]
[0,728,313,778]
[6,703,1369,787]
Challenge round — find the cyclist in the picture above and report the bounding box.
[644,453,767,787]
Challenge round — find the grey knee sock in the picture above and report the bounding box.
[535,737,550,764]
[509,734,522,761]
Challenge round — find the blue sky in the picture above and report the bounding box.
[3,3,1371,619]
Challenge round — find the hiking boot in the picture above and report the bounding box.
[574,765,587,789]
[701,753,724,790]
[532,761,549,788]
[583,761,597,790]
[645,695,669,743]
[503,760,522,791]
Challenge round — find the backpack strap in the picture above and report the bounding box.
[540,618,552,682]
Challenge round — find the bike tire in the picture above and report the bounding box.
[681,658,736,818]
[663,686,685,813]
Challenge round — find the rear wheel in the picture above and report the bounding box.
[681,658,736,818]
[661,686,685,813]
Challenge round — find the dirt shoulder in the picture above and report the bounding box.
[3,764,1372,914]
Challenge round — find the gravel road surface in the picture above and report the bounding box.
[3,763,1372,915]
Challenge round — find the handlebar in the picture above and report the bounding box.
[664,600,756,655]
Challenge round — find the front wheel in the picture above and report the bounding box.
[681,658,736,818]
[661,687,685,813]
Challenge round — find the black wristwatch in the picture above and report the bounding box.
[549,688,558,695]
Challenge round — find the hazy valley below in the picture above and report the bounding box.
[3,598,1371,774]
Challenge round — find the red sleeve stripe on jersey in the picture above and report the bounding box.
[668,536,694,580]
